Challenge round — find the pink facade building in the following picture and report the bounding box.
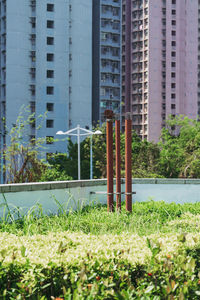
[122,0,198,142]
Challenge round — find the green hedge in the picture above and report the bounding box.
[1,242,200,299]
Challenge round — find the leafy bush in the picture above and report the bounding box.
[1,201,200,298]
[1,234,200,299]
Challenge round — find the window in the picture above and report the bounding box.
[46,120,54,128]
[171,104,176,109]
[30,0,36,12]
[171,83,176,88]
[30,101,35,113]
[172,0,176,4]
[172,30,176,36]
[171,72,176,78]
[46,136,54,144]
[30,51,36,62]
[47,70,54,78]
[46,103,54,112]
[30,118,36,128]
[47,4,54,11]
[47,20,54,28]
[171,51,176,57]
[162,50,166,58]
[172,20,176,26]
[171,62,176,67]
[172,10,176,15]
[29,85,35,96]
[47,53,54,61]
[47,37,54,45]
[171,94,176,99]
[172,41,176,46]
[46,86,54,94]
[30,17,36,28]
[30,34,36,46]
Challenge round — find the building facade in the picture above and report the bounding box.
[92,0,122,125]
[122,0,198,141]
[0,0,92,181]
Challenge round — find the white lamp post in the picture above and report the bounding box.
[56,125,102,180]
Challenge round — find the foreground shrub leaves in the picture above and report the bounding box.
[0,232,200,298]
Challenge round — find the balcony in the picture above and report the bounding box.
[101,51,120,60]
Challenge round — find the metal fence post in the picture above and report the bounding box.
[105,110,114,212]
[115,115,121,211]
[125,112,132,212]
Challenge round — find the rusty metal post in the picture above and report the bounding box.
[115,115,121,211]
[105,110,114,212]
[125,112,132,212]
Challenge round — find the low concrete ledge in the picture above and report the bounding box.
[0,178,200,194]
[0,179,108,194]
[0,178,200,218]
[131,178,199,184]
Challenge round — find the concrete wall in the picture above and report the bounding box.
[0,178,200,218]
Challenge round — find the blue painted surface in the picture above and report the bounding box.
[0,0,92,179]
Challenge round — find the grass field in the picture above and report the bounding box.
[1,201,200,299]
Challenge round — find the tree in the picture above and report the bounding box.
[2,107,47,183]
[1,106,72,183]
[159,116,200,178]
[48,123,163,180]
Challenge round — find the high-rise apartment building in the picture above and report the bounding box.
[92,0,122,124]
[0,0,92,180]
[122,0,198,141]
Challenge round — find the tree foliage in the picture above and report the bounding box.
[4,111,200,182]
[159,116,200,178]
[50,116,200,180]
[3,108,47,183]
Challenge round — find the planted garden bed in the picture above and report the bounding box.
[1,201,200,299]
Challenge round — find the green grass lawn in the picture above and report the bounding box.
[1,201,200,299]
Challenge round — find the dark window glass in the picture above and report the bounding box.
[47,20,54,28]
[47,53,54,61]
[47,4,54,11]
[46,120,54,128]
[46,103,54,111]
[47,70,54,78]
[46,86,54,94]
[47,37,54,45]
